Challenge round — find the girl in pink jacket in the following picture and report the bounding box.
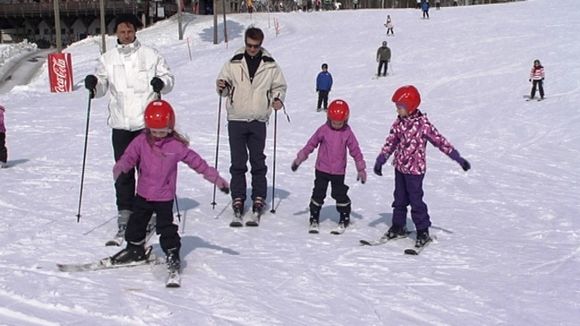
[373,85,470,250]
[0,105,7,168]
[291,99,367,234]
[529,59,545,100]
[110,100,229,272]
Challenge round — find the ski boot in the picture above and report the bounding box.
[414,229,432,248]
[166,248,181,272]
[230,198,244,227]
[383,224,408,240]
[111,243,147,265]
[308,201,321,234]
[246,197,264,227]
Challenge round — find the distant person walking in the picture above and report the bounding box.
[528,59,545,100]
[316,63,333,111]
[385,15,394,36]
[376,41,391,77]
[422,1,430,19]
[0,105,7,168]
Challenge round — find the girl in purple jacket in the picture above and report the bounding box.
[0,105,7,168]
[291,99,367,234]
[373,85,470,249]
[110,100,229,271]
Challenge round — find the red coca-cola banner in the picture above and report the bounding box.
[48,52,73,93]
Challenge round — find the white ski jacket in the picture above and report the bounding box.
[216,47,287,123]
[93,39,174,131]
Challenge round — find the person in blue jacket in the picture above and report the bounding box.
[421,1,430,19]
[316,63,333,112]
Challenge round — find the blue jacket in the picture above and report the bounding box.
[421,1,430,11]
[316,71,333,92]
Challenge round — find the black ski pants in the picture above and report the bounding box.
[112,129,143,212]
[378,60,389,76]
[531,80,544,99]
[228,120,267,202]
[317,90,329,111]
[126,194,180,254]
[0,132,6,163]
[309,170,351,218]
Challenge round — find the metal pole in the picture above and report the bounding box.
[99,0,106,53]
[53,0,62,52]
[177,0,184,40]
[222,0,228,44]
[213,0,218,44]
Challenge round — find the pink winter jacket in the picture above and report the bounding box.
[297,122,366,175]
[0,105,5,133]
[379,111,455,175]
[114,133,226,201]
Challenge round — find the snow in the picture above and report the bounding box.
[1,0,579,324]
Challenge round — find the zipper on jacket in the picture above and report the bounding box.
[230,86,235,106]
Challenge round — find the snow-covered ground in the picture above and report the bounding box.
[0,0,579,324]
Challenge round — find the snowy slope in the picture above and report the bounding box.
[0,0,579,324]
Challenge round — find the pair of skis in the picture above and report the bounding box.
[56,246,182,288]
[359,233,432,255]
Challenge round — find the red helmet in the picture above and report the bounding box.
[144,100,175,129]
[327,99,350,122]
[391,85,421,114]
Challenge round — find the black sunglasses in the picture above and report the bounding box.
[245,42,262,49]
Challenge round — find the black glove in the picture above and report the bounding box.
[460,159,471,172]
[150,77,164,93]
[529,78,532,82]
[291,162,299,172]
[220,186,230,195]
[373,154,387,176]
[84,75,97,98]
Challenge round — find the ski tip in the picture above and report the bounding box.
[404,249,419,255]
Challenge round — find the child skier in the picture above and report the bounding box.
[316,63,333,112]
[373,85,470,249]
[0,105,6,168]
[385,15,394,36]
[291,99,367,234]
[110,100,229,272]
[529,59,545,100]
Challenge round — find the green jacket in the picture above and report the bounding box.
[376,46,391,61]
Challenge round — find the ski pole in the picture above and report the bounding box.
[211,91,224,209]
[270,108,278,214]
[76,94,93,222]
[269,97,290,214]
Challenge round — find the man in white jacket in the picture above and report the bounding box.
[84,14,175,244]
[216,27,287,227]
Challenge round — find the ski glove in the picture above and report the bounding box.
[374,154,387,176]
[357,170,367,184]
[215,176,230,194]
[291,158,302,171]
[84,75,97,98]
[449,149,471,172]
[150,77,164,93]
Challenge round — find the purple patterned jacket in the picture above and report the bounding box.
[379,111,455,175]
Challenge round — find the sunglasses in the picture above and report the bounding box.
[245,42,262,49]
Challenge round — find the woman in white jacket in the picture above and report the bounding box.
[84,14,175,244]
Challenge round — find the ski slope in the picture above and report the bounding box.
[0,0,579,324]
